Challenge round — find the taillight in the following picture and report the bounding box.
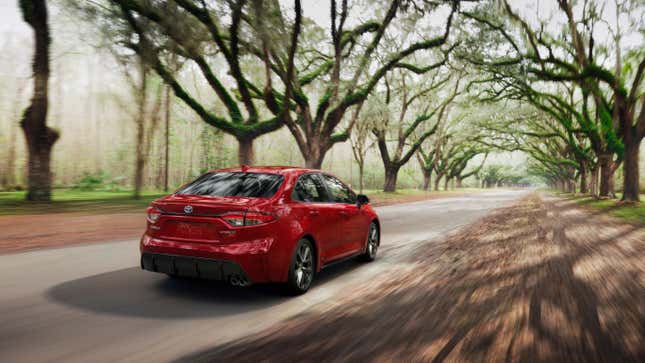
[244,211,277,226]
[221,212,245,227]
[147,207,161,223]
[221,211,276,227]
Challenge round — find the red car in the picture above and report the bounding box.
[140,166,380,294]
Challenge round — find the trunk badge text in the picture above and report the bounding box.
[184,205,193,214]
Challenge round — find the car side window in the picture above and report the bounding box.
[292,174,329,203]
[321,174,356,204]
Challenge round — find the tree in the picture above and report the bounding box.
[474,104,588,192]
[431,133,483,190]
[278,0,458,168]
[19,0,59,201]
[448,148,488,188]
[131,64,165,199]
[73,0,459,168]
[373,71,460,191]
[417,104,482,191]
[475,95,596,195]
[416,145,436,190]
[463,0,644,201]
[350,101,376,193]
[94,0,305,165]
[162,54,178,192]
[426,132,453,191]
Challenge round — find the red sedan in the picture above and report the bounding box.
[140,166,380,294]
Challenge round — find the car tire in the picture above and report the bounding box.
[359,222,379,262]
[285,239,315,295]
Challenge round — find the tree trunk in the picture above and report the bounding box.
[133,135,145,199]
[303,143,324,169]
[133,120,145,199]
[434,174,442,191]
[20,0,59,201]
[590,164,599,196]
[305,157,324,169]
[444,177,449,191]
[621,138,640,202]
[237,138,255,165]
[358,162,365,193]
[24,131,57,200]
[456,178,463,188]
[163,84,171,191]
[133,63,148,200]
[579,160,587,194]
[598,154,614,198]
[422,171,431,191]
[383,166,399,192]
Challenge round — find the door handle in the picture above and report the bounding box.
[339,211,348,216]
[309,210,320,216]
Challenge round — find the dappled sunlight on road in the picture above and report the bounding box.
[184,194,644,362]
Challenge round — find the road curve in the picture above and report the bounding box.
[0,190,527,362]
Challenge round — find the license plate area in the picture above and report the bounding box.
[162,220,212,240]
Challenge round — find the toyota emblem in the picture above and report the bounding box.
[184,205,193,214]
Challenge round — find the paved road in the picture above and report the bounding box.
[0,190,527,362]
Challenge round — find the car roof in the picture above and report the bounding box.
[207,165,318,176]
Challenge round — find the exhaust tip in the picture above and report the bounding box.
[238,276,250,287]
[229,275,250,287]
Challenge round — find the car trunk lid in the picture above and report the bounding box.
[149,194,271,242]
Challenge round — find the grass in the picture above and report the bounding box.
[0,189,167,216]
[574,196,645,223]
[545,190,645,224]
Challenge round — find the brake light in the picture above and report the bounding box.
[147,207,161,223]
[222,213,245,227]
[221,211,276,227]
[244,211,277,226]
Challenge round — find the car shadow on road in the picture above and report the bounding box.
[46,258,366,319]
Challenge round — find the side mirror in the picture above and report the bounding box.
[357,194,369,206]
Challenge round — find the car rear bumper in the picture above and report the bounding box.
[140,233,275,283]
[141,252,251,285]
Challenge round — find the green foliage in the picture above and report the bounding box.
[72,172,129,192]
[481,164,528,186]
[558,193,645,224]
[73,172,108,191]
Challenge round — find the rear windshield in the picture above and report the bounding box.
[176,172,284,198]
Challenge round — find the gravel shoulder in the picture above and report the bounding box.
[182,193,645,362]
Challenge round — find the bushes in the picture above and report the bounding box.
[73,172,128,191]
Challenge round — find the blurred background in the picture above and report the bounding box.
[0,0,541,203]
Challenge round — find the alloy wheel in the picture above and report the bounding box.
[367,223,379,258]
[294,243,313,290]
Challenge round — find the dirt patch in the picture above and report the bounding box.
[181,193,645,362]
[0,213,146,254]
[0,191,465,254]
